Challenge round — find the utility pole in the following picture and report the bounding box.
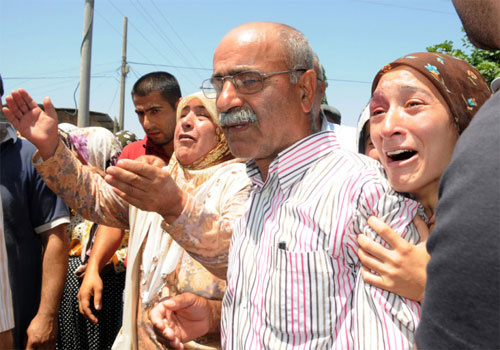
[77,0,94,127]
[119,16,129,131]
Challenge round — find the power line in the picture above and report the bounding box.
[106,0,197,88]
[94,7,123,37]
[106,82,120,115]
[349,0,455,15]
[129,65,142,81]
[133,1,204,81]
[150,0,207,70]
[326,78,371,84]
[128,61,211,71]
[105,1,167,68]
[4,75,113,80]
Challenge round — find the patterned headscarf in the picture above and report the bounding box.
[63,126,123,260]
[174,91,232,170]
[66,126,122,170]
[371,52,492,134]
[115,130,138,148]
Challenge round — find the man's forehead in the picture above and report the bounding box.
[232,28,261,45]
[213,30,281,74]
[135,102,164,112]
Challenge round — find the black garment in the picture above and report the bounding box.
[416,91,500,349]
[56,256,125,350]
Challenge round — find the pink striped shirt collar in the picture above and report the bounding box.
[246,131,341,190]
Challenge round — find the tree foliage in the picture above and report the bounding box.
[427,29,500,86]
[321,64,329,105]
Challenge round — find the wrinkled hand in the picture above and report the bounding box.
[135,155,167,168]
[2,89,59,160]
[357,215,430,302]
[77,269,103,324]
[105,159,186,222]
[25,313,58,349]
[149,293,220,349]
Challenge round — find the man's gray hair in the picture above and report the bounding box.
[313,51,325,82]
[276,25,314,83]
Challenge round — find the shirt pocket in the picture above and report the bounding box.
[265,246,349,340]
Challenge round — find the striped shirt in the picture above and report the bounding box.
[0,195,14,332]
[221,131,421,349]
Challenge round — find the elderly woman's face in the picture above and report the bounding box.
[174,98,218,165]
[369,67,459,199]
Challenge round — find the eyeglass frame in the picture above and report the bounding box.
[200,68,307,98]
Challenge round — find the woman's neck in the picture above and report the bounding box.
[415,183,439,224]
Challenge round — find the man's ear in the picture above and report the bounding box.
[175,97,182,109]
[298,69,317,114]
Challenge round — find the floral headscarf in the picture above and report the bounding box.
[62,126,124,260]
[371,52,492,134]
[173,91,232,170]
[66,126,122,170]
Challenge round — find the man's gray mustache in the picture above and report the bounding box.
[220,108,258,127]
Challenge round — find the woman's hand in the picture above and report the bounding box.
[2,89,60,160]
[74,263,88,279]
[78,267,104,324]
[357,215,430,302]
[105,159,187,222]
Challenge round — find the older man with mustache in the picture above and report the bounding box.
[115,22,426,349]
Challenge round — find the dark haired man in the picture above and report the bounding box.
[77,71,182,333]
[120,71,182,163]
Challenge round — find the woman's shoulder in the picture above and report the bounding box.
[203,159,251,192]
[212,158,248,176]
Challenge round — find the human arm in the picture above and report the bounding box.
[357,215,430,302]
[0,331,13,350]
[2,89,60,160]
[105,161,250,279]
[78,225,124,323]
[25,224,68,350]
[0,225,14,350]
[0,203,14,347]
[2,89,129,229]
[351,174,423,349]
[149,293,221,349]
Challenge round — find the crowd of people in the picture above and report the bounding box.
[0,0,498,349]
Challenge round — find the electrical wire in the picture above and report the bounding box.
[150,0,207,70]
[349,0,455,15]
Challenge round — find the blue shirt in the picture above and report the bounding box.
[0,123,70,348]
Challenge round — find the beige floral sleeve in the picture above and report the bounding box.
[163,171,250,280]
[34,141,130,229]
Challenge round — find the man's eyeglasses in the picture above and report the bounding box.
[201,69,307,98]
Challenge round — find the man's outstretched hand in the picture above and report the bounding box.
[149,293,221,349]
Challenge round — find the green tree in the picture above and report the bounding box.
[321,64,329,105]
[427,29,500,87]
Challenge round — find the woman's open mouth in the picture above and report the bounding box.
[178,133,195,141]
[386,149,417,162]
